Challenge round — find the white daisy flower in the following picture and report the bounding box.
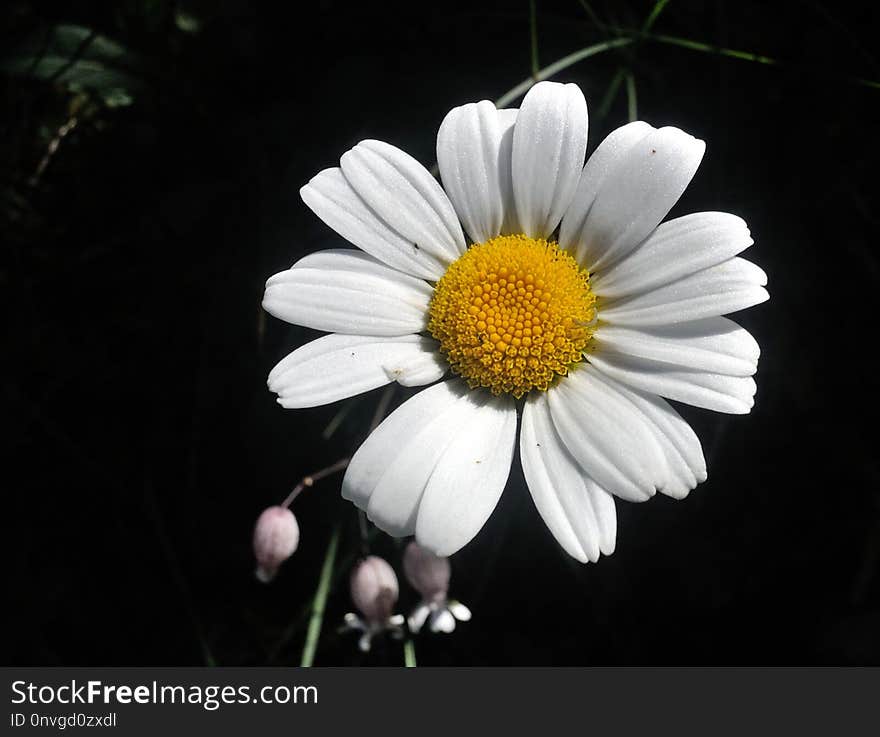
[262,80,768,563]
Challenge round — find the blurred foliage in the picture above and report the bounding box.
[0,0,212,245]
[2,24,145,107]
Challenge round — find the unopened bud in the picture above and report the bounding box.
[253,506,299,583]
[403,541,450,603]
[350,555,399,624]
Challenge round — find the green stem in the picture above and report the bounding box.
[267,527,379,663]
[635,29,778,66]
[625,71,638,122]
[593,0,670,121]
[494,37,634,108]
[403,638,417,668]
[300,524,340,667]
[643,0,671,33]
[529,0,539,76]
[608,26,880,91]
[596,67,625,119]
[576,0,607,33]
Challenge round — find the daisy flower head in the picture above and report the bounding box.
[262,81,768,563]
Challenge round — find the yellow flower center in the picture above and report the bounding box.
[428,234,596,398]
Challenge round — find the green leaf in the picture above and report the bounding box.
[0,24,144,106]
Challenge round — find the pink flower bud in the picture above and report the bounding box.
[350,556,399,624]
[253,506,299,583]
[403,541,450,603]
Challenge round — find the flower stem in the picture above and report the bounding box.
[611,25,880,88]
[623,28,779,66]
[403,638,417,668]
[596,67,625,120]
[357,510,371,557]
[642,0,671,33]
[529,0,539,77]
[625,71,638,122]
[494,37,634,108]
[282,457,350,509]
[300,523,340,667]
[592,0,670,122]
[267,526,379,663]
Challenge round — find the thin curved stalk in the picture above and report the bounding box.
[300,524,340,667]
[625,72,638,122]
[403,638,417,668]
[494,37,634,108]
[594,0,670,121]
[529,0,539,76]
[642,0,671,33]
[612,27,880,89]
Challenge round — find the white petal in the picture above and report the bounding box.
[262,249,433,336]
[448,600,471,621]
[567,126,705,273]
[341,140,466,263]
[521,393,617,562]
[343,380,474,533]
[430,609,457,633]
[547,367,665,502]
[267,334,446,409]
[591,211,754,299]
[408,603,431,634]
[592,317,760,377]
[560,121,654,262]
[520,402,586,561]
[344,612,365,631]
[588,370,706,500]
[497,109,519,235]
[384,348,448,387]
[437,100,504,244]
[300,168,447,281]
[588,351,757,414]
[512,81,588,238]
[598,257,769,327]
[414,394,517,556]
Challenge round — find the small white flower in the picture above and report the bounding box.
[403,541,471,634]
[342,556,404,652]
[262,80,768,563]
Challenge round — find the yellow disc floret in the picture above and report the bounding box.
[428,234,596,398]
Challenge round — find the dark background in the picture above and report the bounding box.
[4,0,879,666]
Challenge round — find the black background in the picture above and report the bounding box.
[4,0,879,665]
